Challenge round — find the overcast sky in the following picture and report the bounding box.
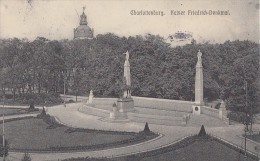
[0,0,259,43]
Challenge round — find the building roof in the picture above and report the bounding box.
[74,9,94,40]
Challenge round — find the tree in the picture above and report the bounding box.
[143,122,151,134]
[0,36,258,115]
[198,125,207,137]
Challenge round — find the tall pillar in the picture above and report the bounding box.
[117,51,134,112]
[193,50,204,115]
[195,50,204,105]
[123,51,131,98]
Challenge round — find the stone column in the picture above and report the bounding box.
[195,50,204,105]
[123,51,131,97]
[193,50,204,115]
[117,51,134,112]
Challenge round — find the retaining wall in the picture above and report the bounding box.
[64,95,222,120]
[92,97,193,112]
[79,105,110,118]
[132,96,193,113]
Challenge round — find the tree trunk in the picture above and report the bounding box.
[22,86,25,95]
[12,88,16,101]
[18,88,21,97]
[76,89,78,102]
[38,73,41,94]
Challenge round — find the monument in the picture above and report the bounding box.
[193,50,204,115]
[86,90,94,106]
[117,51,134,113]
[122,51,131,98]
[219,100,228,122]
[109,51,134,121]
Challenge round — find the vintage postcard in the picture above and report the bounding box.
[0,0,259,161]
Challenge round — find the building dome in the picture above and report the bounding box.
[74,25,93,39]
[74,8,94,40]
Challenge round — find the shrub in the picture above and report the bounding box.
[21,152,31,161]
[198,125,207,137]
[36,107,46,119]
[42,107,46,116]
[68,99,74,103]
[15,93,63,106]
[29,99,35,109]
[214,102,221,109]
[228,111,247,123]
[143,122,150,134]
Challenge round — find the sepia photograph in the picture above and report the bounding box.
[0,0,259,160]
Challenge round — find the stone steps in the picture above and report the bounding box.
[79,105,186,126]
[133,106,189,117]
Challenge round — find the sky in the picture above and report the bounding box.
[0,0,259,43]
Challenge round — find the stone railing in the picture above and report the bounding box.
[90,96,193,113]
[201,106,219,118]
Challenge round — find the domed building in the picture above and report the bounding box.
[74,8,94,40]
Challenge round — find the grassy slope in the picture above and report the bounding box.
[0,118,151,152]
[0,108,40,116]
[247,134,260,143]
[136,140,256,161]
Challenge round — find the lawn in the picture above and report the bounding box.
[246,134,260,143]
[63,135,258,161]
[0,117,156,152]
[0,108,40,116]
[137,139,257,161]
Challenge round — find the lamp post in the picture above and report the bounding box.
[245,80,248,130]
[2,89,5,161]
[244,80,249,161]
[244,126,247,160]
[62,70,67,107]
[2,114,5,161]
[73,68,78,102]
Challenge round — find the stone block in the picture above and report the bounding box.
[117,98,134,112]
[192,105,201,115]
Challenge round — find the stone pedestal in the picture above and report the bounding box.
[109,111,127,119]
[192,105,201,115]
[109,103,128,120]
[86,90,95,106]
[219,101,228,123]
[117,98,134,112]
[219,109,225,120]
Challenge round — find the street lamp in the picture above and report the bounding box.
[2,89,5,161]
[244,80,250,161]
[72,67,78,102]
[62,70,67,107]
[2,114,5,161]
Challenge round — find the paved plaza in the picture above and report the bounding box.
[3,102,259,161]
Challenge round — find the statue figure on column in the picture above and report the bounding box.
[193,49,204,115]
[125,51,129,61]
[197,50,202,62]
